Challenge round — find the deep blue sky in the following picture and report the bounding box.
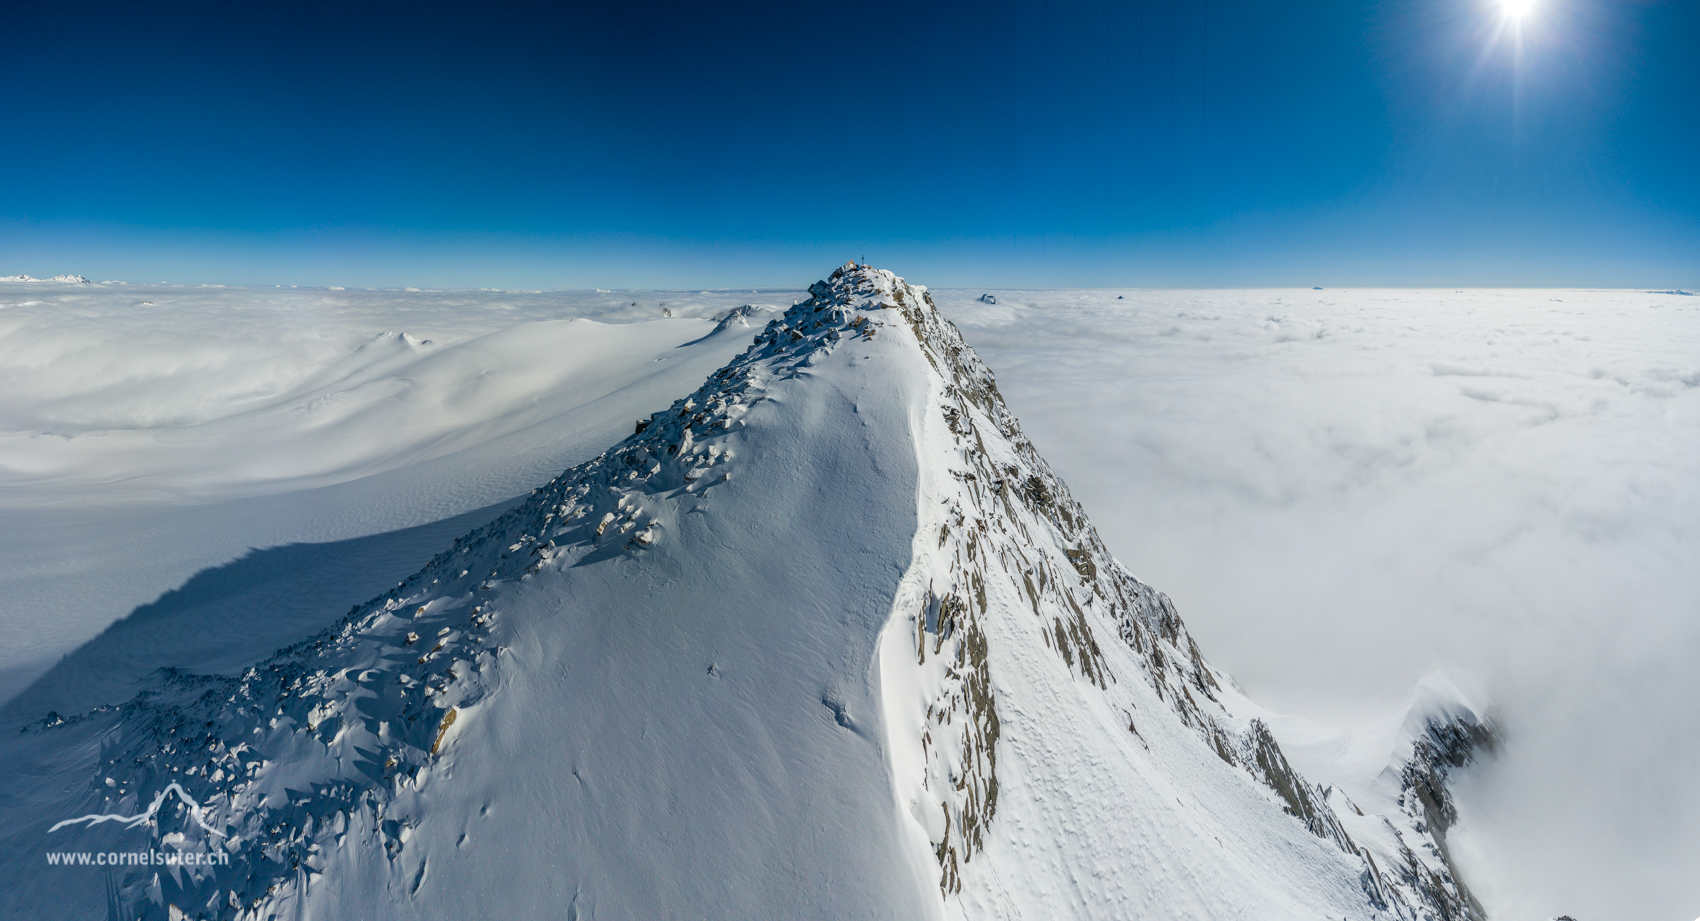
[3,0,1695,287]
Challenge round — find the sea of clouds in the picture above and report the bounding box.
[935,286,1699,921]
[0,281,785,712]
[1,278,1694,920]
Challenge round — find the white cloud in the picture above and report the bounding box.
[936,286,1700,921]
[0,284,788,703]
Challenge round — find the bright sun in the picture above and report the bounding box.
[1500,0,1538,19]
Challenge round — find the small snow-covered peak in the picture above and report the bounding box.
[0,273,92,284]
[356,330,432,351]
[802,263,927,316]
[726,264,934,363]
[1395,671,1490,751]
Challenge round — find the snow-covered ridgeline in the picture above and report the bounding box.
[0,273,90,284]
[1,264,936,919]
[1,264,1493,920]
[870,265,1494,919]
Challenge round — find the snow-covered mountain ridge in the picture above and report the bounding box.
[0,264,1494,920]
[0,273,90,284]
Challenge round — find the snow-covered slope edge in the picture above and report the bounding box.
[870,265,1494,920]
[0,264,1491,921]
[1316,676,1500,921]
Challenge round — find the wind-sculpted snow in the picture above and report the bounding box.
[2,265,1493,920]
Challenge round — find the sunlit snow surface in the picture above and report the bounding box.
[1,279,1695,919]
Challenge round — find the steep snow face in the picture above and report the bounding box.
[0,266,940,920]
[867,267,1489,920]
[0,265,1487,920]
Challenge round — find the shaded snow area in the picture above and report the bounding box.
[931,287,1700,921]
[0,267,1487,920]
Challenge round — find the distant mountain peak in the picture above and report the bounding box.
[0,273,90,284]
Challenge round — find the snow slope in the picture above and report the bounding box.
[0,266,1488,920]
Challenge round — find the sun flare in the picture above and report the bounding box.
[1500,0,1538,20]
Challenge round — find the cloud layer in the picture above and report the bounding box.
[937,286,1700,921]
[2,279,1694,918]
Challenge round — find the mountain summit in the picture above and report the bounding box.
[1,265,1493,920]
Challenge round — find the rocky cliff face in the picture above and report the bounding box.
[1,264,1493,921]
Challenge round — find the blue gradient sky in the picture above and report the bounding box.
[3,0,1695,288]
